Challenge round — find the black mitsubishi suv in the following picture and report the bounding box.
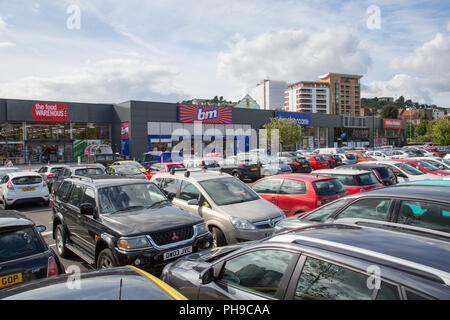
[52,175,212,275]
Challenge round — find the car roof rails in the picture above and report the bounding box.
[71,175,94,182]
[335,218,450,241]
[288,230,450,286]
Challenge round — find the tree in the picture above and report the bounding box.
[416,120,428,136]
[395,96,405,107]
[262,117,302,148]
[430,117,450,146]
[380,104,398,119]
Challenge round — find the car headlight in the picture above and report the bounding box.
[118,236,151,250]
[194,222,209,235]
[230,216,256,230]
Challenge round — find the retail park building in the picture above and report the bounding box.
[0,98,406,164]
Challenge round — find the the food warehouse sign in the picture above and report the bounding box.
[32,102,69,122]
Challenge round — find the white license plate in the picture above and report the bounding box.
[163,246,192,260]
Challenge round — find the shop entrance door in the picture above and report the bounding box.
[25,140,74,164]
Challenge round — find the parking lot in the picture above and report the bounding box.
[11,202,91,273]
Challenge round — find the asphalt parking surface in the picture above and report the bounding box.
[13,202,92,273]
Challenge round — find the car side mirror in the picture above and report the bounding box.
[80,203,95,216]
[167,192,176,201]
[36,225,46,233]
[187,199,199,206]
[199,266,214,285]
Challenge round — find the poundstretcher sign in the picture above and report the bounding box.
[32,102,69,122]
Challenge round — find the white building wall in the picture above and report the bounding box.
[251,80,287,110]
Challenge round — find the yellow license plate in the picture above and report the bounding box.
[0,273,23,288]
[251,168,258,171]
[21,187,36,191]
[302,164,309,167]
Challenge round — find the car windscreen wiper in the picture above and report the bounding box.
[113,205,146,213]
[148,200,170,208]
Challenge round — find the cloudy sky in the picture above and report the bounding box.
[0,0,449,107]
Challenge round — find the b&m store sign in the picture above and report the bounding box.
[179,105,232,124]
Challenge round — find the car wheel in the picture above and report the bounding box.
[55,224,71,258]
[2,197,11,210]
[211,227,227,248]
[97,248,118,269]
[232,171,241,179]
[41,200,50,207]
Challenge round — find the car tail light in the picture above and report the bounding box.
[6,181,14,190]
[46,173,53,179]
[292,162,299,166]
[47,256,59,277]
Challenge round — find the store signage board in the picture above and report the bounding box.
[32,102,69,122]
[121,122,129,140]
[275,111,311,127]
[179,105,232,124]
[383,119,402,129]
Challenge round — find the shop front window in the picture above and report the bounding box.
[0,122,25,165]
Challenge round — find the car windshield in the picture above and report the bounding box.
[373,167,392,179]
[416,161,439,171]
[301,198,350,222]
[0,227,44,262]
[345,153,356,160]
[121,161,143,169]
[50,167,66,174]
[356,173,379,186]
[167,164,185,170]
[312,179,346,195]
[74,168,105,176]
[115,166,143,175]
[394,163,424,175]
[295,157,308,164]
[202,160,220,168]
[12,176,43,185]
[98,183,169,214]
[199,178,260,206]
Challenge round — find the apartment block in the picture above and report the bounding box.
[283,81,330,114]
[318,73,363,116]
[251,80,287,110]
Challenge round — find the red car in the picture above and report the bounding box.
[424,147,444,158]
[393,159,450,176]
[311,169,384,195]
[146,162,186,179]
[302,155,330,170]
[250,173,349,217]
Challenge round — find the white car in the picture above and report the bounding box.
[445,154,450,160]
[371,160,440,182]
[365,151,392,161]
[0,172,50,209]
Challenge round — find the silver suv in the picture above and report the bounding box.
[151,170,284,247]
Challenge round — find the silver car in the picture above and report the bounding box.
[151,170,284,247]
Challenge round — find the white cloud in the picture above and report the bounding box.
[0,17,8,33]
[0,59,188,103]
[217,27,372,90]
[365,32,450,104]
[0,42,14,47]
